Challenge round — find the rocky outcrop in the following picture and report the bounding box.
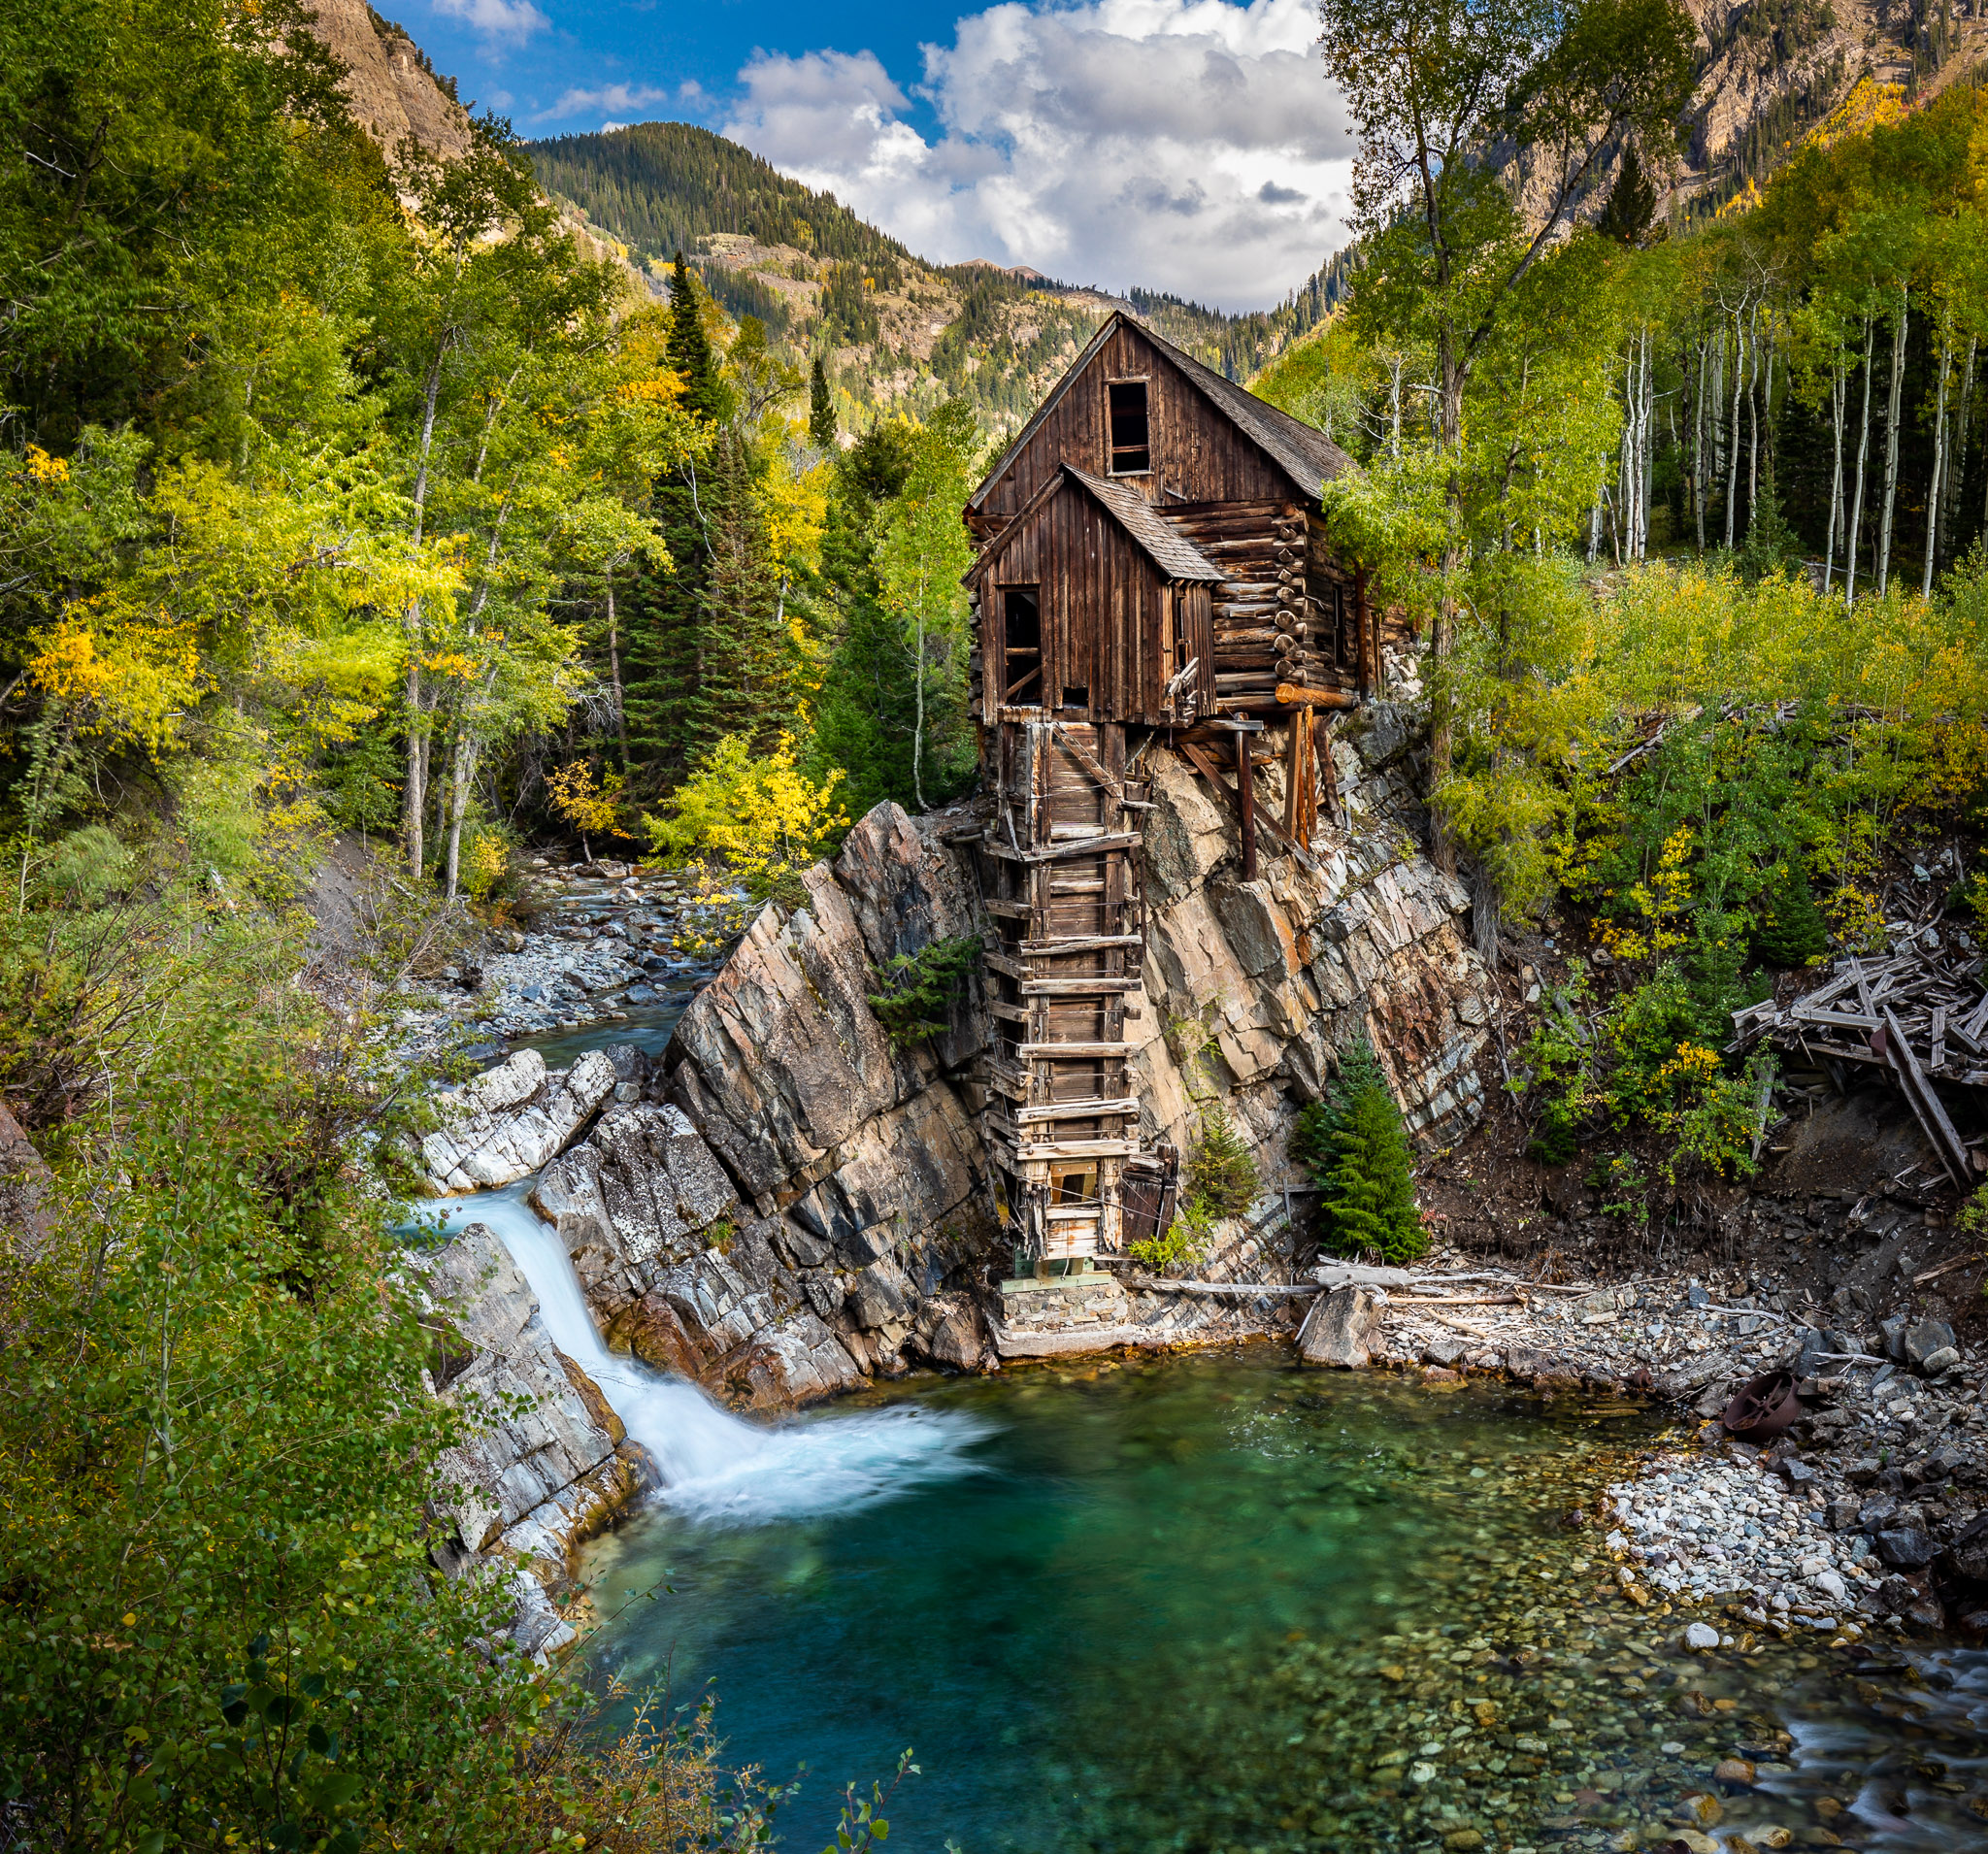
[532,1101,861,1409]
[420,1222,642,1658]
[1297,1285,1385,1368]
[1134,706,1491,1163]
[0,1097,50,1256]
[420,1048,616,1194]
[306,0,473,162]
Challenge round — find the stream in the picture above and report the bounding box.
[415,878,1988,1854]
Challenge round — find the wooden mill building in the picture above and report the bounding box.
[961,310,1372,1282]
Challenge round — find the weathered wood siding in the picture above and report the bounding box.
[975,322,1294,531]
[977,476,1207,725]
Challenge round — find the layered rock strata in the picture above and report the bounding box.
[420,1222,642,1660]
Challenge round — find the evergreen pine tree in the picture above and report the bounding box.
[809,355,838,449]
[1755,861,1829,966]
[1321,1084,1428,1264]
[1598,139,1657,248]
[665,251,727,422]
[623,255,733,778]
[1291,1034,1389,1184]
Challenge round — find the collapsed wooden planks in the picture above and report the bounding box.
[1730,946,1988,1188]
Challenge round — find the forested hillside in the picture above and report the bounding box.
[521,120,1341,426]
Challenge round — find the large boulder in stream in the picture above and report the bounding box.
[419,1047,616,1194]
[533,1102,863,1408]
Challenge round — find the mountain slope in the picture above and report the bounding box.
[521,121,1338,432]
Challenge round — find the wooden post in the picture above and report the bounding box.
[1235,728,1258,880]
[1281,710,1305,842]
[1313,712,1340,826]
[1354,569,1373,699]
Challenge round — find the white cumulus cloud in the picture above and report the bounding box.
[719,0,1354,310]
[431,0,548,40]
[538,81,675,124]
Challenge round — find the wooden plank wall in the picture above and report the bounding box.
[978,718,1145,1268]
[974,322,1294,528]
[972,478,1182,725]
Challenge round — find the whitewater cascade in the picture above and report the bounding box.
[428,1187,987,1528]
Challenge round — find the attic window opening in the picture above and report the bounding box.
[1108,380,1150,476]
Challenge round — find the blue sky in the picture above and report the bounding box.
[402,0,1355,310]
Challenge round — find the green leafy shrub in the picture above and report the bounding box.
[1669,1049,1777,1182]
[867,934,980,1045]
[1510,984,1592,1165]
[1127,1216,1209,1274]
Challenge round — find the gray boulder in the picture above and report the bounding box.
[1297,1286,1382,1368]
[421,1048,616,1194]
[421,1221,640,1593]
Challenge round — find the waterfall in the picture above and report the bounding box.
[425,1186,988,1528]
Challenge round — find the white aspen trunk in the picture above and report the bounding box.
[1946,337,1975,557]
[1848,315,1875,607]
[1588,473,1606,562]
[1640,329,1654,558]
[1693,337,1708,551]
[1745,302,1763,529]
[1879,289,1908,596]
[1925,327,1952,596]
[1824,357,1845,592]
[1725,308,1746,549]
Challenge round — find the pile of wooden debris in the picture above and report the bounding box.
[1729,941,1988,1188]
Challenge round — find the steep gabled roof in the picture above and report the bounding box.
[1064,469,1222,581]
[1161,337,1353,499]
[965,463,1224,588]
[965,309,1353,513]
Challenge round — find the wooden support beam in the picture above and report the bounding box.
[1881,1006,1972,1188]
[1017,934,1143,954]
[1274,681,1359,711]
[1021,977,1143,996]
[1015,1042,1137,1058]
[1235,727,1258,880]
[1012,1097,1143,1123]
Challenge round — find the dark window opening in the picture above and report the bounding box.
[1061,685,1089,712]
[1108,380,1150,475]
[1003,585,1042,705]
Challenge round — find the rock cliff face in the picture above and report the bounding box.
[420,1223,641,1660]
[414,720,1494,1629]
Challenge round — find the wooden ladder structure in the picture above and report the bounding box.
[978,716,1152,1273]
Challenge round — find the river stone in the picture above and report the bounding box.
[420,1048,616,1193]
[1876,1525,1937,1569]
[912,1293,988,1371]
[1683,1622,1720,1650]
[1297,1286,1383,1369]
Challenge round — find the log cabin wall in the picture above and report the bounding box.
[969,320,1296,536]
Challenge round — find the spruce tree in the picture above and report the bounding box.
[665,251,727,422]
[1756,861,1828,966]
[1598,139,1656,248]
[623,255,731,778]
[1291,1034,1388,1184]
[1322,1084,1428,1264]
[809,355,838,449]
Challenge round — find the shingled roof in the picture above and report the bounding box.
[966,309,1353,513]
[1064,468,1223,581]
[965,463,1226,587]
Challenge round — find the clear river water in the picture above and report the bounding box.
[426,877,1988,1854]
